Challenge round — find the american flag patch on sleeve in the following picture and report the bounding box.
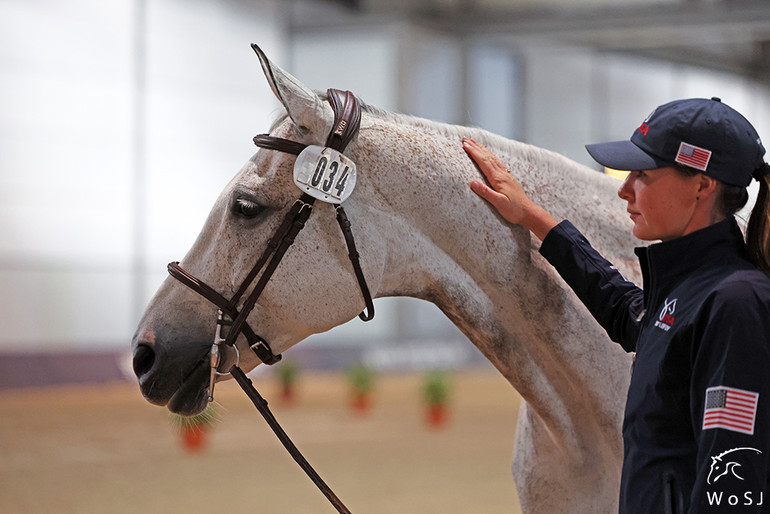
[675,142,712,172]
[703,386,759,435]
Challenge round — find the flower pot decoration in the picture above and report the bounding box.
[170,402,220,453]
[422,371,451,429]
[275,360,301,405]
[347,364,375,414]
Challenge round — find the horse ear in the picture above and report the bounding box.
[251,44,333,137]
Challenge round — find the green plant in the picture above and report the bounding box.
[347,364,375,394]
[422,371,450,406]
[423,371,452,428]
[276,360,300,386]
[275,360,301,404]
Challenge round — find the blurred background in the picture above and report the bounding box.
[1,0,770,383]
[1,0,770,512]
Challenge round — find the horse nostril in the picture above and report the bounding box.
[133,343,156,378]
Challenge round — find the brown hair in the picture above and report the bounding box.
[746,175,770,275]
[675,163,770,275]
[715,183,750,219]
[672,163,750,215]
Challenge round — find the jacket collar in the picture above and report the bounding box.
[634,218,747,310]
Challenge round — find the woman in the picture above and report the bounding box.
[464,97,770,513]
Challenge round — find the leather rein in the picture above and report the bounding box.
[166,89,373,513]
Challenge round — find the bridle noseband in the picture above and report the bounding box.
[164,89,374,513]
[167,88,374,400]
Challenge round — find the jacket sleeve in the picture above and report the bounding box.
[689,274,770,511]
[538,220,644,352]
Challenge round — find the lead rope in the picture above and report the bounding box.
[231,88,362,513]
[230,366,352,514]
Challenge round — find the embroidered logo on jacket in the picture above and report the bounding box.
[703,386,760,435]
[654,298,677,331]
[708,447,762,484]
[705,447,764,507]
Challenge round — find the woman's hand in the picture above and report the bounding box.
[464,137,532,225]
[463,137,557,241]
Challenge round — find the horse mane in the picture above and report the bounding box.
[267,91,601,185]
[354,96,602,187]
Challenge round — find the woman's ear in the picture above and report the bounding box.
[697,174,720,199]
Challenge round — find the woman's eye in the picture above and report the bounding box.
[233,198,263,219]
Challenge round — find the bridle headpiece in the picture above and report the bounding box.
[167,89,373,403]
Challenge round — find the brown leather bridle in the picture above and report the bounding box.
[168,88,373,377]
[165,88,372,513]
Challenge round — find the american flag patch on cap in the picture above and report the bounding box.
[675,142,712,172]
[703,386,759,435]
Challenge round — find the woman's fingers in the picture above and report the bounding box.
[463,137,515,197]
[463,138,508,183]
[464,137,526,224]
[463,137,558,240]
[470,179,505,205]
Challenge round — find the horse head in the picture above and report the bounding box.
[132,46,389,415]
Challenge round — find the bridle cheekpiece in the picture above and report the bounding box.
[167,88,373,404]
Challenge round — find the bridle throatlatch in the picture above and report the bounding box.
[166,88,371,514]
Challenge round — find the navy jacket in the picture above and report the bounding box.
[539,218,770,513]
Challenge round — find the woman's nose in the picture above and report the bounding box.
[617,174,634,202]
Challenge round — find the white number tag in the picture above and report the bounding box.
[293,145,357,203]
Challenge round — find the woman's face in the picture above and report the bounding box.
[617,166,703,242]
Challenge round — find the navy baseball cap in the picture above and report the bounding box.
[586,97,766,187]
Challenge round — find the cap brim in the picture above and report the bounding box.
[585,140,669,172]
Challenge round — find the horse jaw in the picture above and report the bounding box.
[251,44,333,139]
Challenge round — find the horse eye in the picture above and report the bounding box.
[232,197,264,219]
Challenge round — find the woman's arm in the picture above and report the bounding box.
[464,137,644,349]
[689,278,770,510]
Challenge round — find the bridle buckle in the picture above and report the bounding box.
[208,310,240,402]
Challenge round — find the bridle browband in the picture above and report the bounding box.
[168,88,373,373]
[165,88,371,514]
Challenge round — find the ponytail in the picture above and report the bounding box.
[746,172,770,276]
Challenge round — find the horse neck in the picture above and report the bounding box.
[352,116,635,450]
[355,116,633,324]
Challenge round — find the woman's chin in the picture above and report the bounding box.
[631,225,657,242]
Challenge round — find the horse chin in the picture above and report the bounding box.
[166,359,211,416]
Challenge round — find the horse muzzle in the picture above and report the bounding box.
[131,326,215,416]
